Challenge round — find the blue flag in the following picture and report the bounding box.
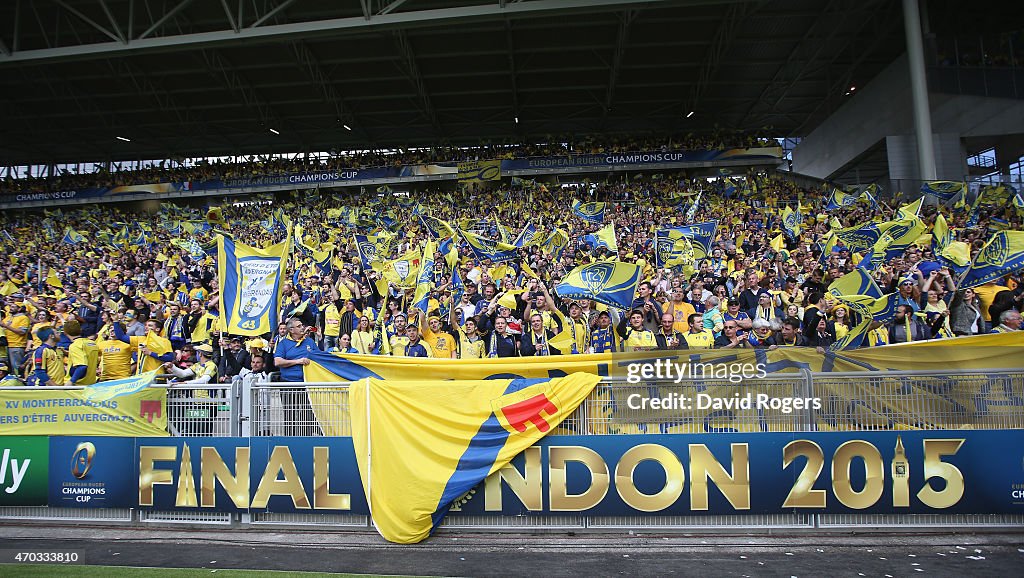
[458,229,519,263]
[664,220,718,259]
[555,261,642,310]
[572,200,606,224]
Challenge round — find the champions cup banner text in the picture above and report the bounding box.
[35,432,1024,516]
[6,148,782,205]
[7,164,457,204]
[0,388,167,437]
[499,147,784,172]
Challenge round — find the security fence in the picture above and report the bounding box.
[242,368,1024,437]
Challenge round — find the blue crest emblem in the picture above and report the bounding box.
[581,263,614,295]
[979,232,1009,267]
[360,242,378,259]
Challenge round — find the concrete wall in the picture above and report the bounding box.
[792,53,1024,181]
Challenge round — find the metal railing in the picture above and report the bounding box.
[243,368,1024,436]
[166,383,240,437]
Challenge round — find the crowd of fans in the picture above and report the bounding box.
[0,131,774,195]
[0,170,1021,390]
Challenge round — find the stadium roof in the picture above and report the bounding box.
[0,0,995,166]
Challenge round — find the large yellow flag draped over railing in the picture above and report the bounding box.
[348,373,602,544]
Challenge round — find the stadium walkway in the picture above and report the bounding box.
[1,524,1021,576]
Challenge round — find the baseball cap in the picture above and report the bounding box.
[785,276,798,283]
[727,298,740,306]
[899,277,915,286]
[195,343,214,354]
[245,338,268,349]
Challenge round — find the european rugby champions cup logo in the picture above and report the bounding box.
[236,256,279,331]
[71,442,96,480]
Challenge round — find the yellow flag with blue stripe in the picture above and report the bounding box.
[458,229,519,263]
[960,231,1024,288]
[782,206,801,239]
[828,269,883,299]
[830,293,900,350]
[349,373,602,543]
[62,228,85,245]
[932,213,971,274]
[921,181,966,203]
[555,261,642,310]
[572,200,606,224]
[217,233,291,336]
[654,230,695,268]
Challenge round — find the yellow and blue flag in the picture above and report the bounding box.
[62,228,85,245]
[782,206,801,239]
[354,233,392,270]
[834,221,883,252]
[875,216,927,261]
[131,229,148,247]
[412,240,436,312]
[512,222,541,248]
[418,214,455,239]
[824,187,857,211]
[932,213,971,275]
[896,197,923,220]
[828,269,883,299]
[857,183,880,209]
[830,293,900,350]
[654,230,695,269]
[960,231,1024,288]
[458,229,519,263]
[541,228,569,261]
[1012,192,1024,214]
[206,206,228,227]
[572,200,606,224]
[582,223,617,253]
[348,373,601,543]
[664,221,717,258]
[685,191,702,222]
[921,181,966,203]
[217,233,291,336]
[373,248,421,288]
[556,261,642,310]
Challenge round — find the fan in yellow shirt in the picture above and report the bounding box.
[96,324,134,380]
[112,318,174,374]
[64,320,99,386]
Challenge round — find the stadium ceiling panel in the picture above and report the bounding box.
[0,0,974,166]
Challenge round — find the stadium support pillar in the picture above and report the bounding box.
[902,0,936,182]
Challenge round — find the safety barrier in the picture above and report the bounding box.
[3,368,1023,532]
[242,368,1024,436]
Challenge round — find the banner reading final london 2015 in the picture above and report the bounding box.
[40,431,1024,519]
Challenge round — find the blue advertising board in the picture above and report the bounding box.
[499,147,783,172]
[46,430,1024,517]
[48,436,135,509]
